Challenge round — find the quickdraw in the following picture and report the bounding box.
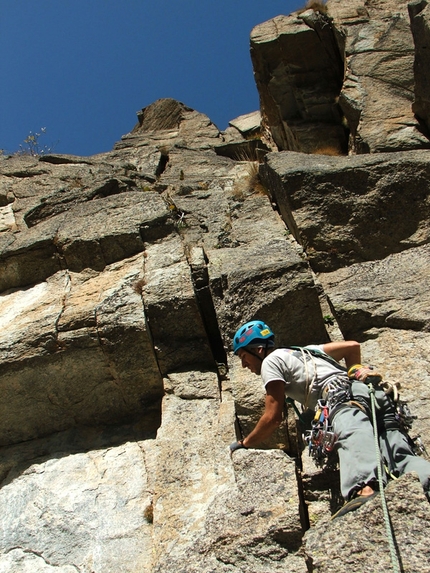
[385,389,428,458]
[304,377,351,466]
[305,400,337,466]
[395,400,429,458]
[395,400,415,432]
[412,435,429,458]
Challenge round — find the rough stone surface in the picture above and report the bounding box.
[328,0,429,152]
[0,170,172,292]
[0,440,154,573]
[142,235,214,374]
[250,11,347,154]
[260,149,430,271]
[228,110,262,137]
[305,473,430,572]
[2,17,430,568]
[0,255,162,446]
[409,0,430,134]
[318,243,430,337]
[250,0,430,154]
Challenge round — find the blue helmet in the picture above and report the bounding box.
[233,320,275,354]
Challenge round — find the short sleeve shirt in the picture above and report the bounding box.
[260,346,348,410]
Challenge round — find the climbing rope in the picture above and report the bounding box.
[368,383,401,573]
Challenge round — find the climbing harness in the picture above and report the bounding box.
[306,357,427,467]
[285,347,348,465]
[285,347,347,408]
[305,399,337,466]
[290,352,426,471]
[368,382,401,573]
[299,347,338,465]
[287,346,348,373]
[304,376,353,465]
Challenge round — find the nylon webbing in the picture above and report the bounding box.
[286,346,348,372]
[368,383,401,573]
[285,397,305,424]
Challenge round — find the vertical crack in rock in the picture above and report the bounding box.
[155,148,169,178]
[299,9,344,83]
[54,270,71,325]
[52,226,68,271]
[137,441,155,528]
[93,304,127,407]
[186,245,228,394]
[52,270,71,353]
[259,162,304,248]
[138,246,164,380]
[295,455,311,534]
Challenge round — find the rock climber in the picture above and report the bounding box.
[229,320,430,518]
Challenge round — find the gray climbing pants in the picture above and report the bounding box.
[331,381,430,501]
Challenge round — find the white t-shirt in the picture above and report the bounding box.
[261,346,348,410]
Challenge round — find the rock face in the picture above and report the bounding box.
[2,1,430,570]
[250,10,347,154]
[251,0,430,153]
[305,473,430,572]
[409,0,430,133]
[260,149,430,271]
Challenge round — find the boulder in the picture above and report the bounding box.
[327,0,430,152]
[260,149,430,271]
[250,11,347,154]
[0,255,162,446]
[228,110,262,137]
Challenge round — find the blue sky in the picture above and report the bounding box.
[1,1,303,157]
